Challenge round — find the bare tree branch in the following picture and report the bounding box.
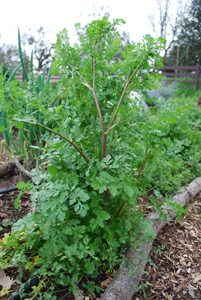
[148,0,184,59]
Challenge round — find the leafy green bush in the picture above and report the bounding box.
[158,80,179,99]
[143,95,201,193]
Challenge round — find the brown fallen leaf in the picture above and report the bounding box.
[0,270,14,289]
[19,200,30,207]
[0,213,7,218]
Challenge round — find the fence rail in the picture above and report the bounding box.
[14,64,201,90]
[14,73,60,83]
[159,64,201,90]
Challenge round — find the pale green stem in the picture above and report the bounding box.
[106,57,145,135]
[25,121,90,163]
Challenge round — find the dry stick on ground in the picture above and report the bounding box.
[100,177,201,300]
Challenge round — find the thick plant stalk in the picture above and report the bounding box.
[101,134,107,159]
[92,88,105,134]
[30,51,34,74]
[100,177,201,300]
[74,63,105,135]
[1,112,10,146]
[8,64,21,82]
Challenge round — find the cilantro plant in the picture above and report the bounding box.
[0,17,166,296]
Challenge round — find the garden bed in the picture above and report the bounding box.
[1,17,201,300]
[0,156,201,299]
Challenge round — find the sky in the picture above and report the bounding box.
[0,0,185,47]
[0,0,155,46]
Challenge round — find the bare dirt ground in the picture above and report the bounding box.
[0,135,201,299]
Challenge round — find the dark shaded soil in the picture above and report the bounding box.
[0,168,30,238]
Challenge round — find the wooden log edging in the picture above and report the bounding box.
[100,177,201,300]
[0,158,31,180]
[0,161,16,177]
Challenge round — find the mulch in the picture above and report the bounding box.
[133,194,201,300]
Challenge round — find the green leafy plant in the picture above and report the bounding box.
[0,17,165,296]
[3,17,200,298]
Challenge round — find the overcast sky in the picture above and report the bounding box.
[0,0,185,47]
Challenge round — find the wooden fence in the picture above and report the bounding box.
[159,64,201,90]
[14,64,201,90]
[14,73,60,83]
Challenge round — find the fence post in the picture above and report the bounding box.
[195,64,200,90]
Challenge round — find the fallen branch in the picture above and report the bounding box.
[0,161,16,177]
[0,157,31,181]
[100,177,201,300]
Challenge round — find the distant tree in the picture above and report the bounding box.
[0,42,30,77]
[174,0,201,65]
[149,0,184,62]
[164,44,191,66]
[22,27,54,72]
[0,44,19,70]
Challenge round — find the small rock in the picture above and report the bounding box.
[74,289,84,300]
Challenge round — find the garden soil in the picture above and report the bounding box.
[0,133,201,299]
